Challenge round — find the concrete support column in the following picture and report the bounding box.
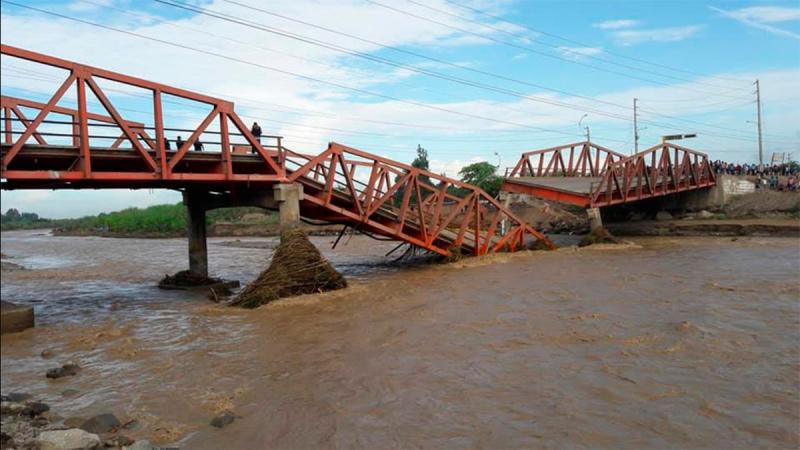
[274,183,303,232]
[184,189,208,278]
[587,207,603,231]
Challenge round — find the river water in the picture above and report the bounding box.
[1,230,798,449]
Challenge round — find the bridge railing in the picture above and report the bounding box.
[284,142,554,255]
[2,95,157,150]
[589,142,716,207]
[1,44,285,182]
[506,141,627,178]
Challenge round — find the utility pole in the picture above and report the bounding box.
[633,98,639,154]
[755,79,764,166]
[578,114,590,143]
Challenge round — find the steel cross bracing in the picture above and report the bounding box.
[589,142,716,207]
[503,141,716,208]
[506,142,627,178]
[0,44,554,256]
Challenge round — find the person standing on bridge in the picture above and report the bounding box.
[163,137,171,151]
[250,122,262,154]
[176,136,184,150]
[193,140,204,152]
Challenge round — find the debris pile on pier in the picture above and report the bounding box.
[158,270,219,289]
[231,229,347,308]
[578,227,620,247]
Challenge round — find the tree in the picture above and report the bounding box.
[459,161,503,197]
[411,144,429,171]
[411,144,431,186]
[395,144,432,206]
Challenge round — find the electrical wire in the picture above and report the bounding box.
[442,0,754,84]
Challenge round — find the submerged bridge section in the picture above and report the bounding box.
[0,44,553,278]
[503,141,717,210]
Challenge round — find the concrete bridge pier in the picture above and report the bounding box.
[184,189,209,279]
[274,183,303,233]
[181,183,304,279]
[587,207,603,231]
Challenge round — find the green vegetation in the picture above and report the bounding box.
[411,144,432,186]
[57,204,188,235]
[457,161,502,197]
[1,205,277,235]
[394,144,432,206]
[0,209,55,230]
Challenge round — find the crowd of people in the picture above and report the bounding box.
[711,160,798,192]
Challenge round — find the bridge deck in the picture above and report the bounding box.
[2,144,550,255]
[503,176,600,207]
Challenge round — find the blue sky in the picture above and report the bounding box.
[1,0,799,218]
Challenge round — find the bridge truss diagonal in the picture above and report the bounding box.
[503,141,716,208]
[0,44,554,257]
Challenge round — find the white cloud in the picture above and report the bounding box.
[557,46,603,60]
[612,25,703,45]
[429,157,485,178]
[66,0,114,13]
[723,6,800,23]
[593,19,640,30]
[711,6,800,40]
[511,53,527,60]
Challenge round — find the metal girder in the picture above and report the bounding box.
[0,44,553,257]
[0,44,283,182]
[589,143,716,207]
[507,141,627,178]
[286,142,554,255]
[504,141,716,209]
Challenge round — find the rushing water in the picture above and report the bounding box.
[1,230,799,449]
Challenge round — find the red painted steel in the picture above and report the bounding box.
[0,44,553,256]
[2,96,154,149]
[503,141,716,208]
[589,142,716,207]
[507,141,627,178]
[0,44,285,182]
[284,143,554,255]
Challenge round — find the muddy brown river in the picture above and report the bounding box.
[1,230,799,449]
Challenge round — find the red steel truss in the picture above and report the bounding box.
[507,141,627,177]
[0,44,285,183]
[285,143,553,255]
[503,140,716,208]
[2,95,155,149]
[589,142,716,207]
[0,44,553,256]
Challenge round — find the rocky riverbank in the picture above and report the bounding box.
[607,217,800,237]
[1,392,151,450]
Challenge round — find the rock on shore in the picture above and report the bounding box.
[0,395,140,450]
[46,363,81,379]
[37,429,101,450]
[0,302,34,334]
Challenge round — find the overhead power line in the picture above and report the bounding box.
[365,0,752,99]
[154,0,787,143]
[155,0,638,122]
[3,1,796,146]
[441,0,754,85]
[2,1,627,144]
[407,0,749,92]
